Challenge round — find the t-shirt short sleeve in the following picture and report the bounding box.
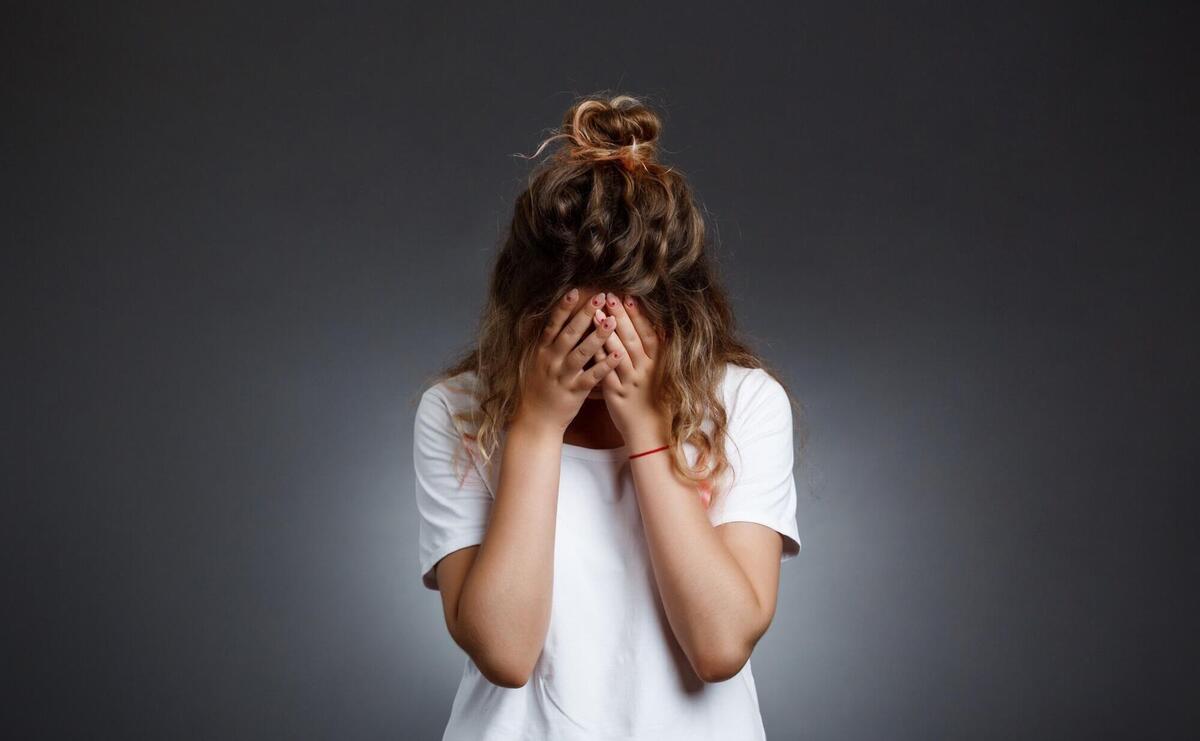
[707,367,802,562]
[413,385,494,590]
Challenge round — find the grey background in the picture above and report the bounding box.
[5,2,1197,739]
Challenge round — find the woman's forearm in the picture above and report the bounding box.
[625,423,768,683]
[454,417,563,686]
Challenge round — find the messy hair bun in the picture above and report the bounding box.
[561,95,661,173]
[526,94,665,175]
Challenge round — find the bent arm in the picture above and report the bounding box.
[625,420,783,683]
[435,418,564,688]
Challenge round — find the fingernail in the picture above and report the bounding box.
[567,288,578,302]
[625,296,636,309]
[592,294,603,307]
[607,294,619,308]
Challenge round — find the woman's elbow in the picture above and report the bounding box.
[451,610,543,688]
[691,643,752,683]
[470,650,535,688]
[452,623,537,688]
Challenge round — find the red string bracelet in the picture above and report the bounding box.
[629,444,669,460]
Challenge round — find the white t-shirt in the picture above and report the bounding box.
[413,361,802,741]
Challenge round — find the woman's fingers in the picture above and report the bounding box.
[551,291,606,358]
[583,346,622,390]
[604,291,643,366]
[540,287,580,348]
[562,310,616,376]
[603,293,649,369]
[601,328,634,383]
[621,294,660,360]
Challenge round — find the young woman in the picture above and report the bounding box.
[413,93,803,740]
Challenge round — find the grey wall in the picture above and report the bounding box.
[6,3,1197,739]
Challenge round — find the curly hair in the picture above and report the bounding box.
[422,91,803,507]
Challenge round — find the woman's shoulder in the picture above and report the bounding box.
[719,362,790,425]
[416,370,484,439]
[421,369,481,407]
[719,361,784,398]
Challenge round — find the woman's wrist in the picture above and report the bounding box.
[628,443,670,459]
[623,413,671,454]
[508,411,565,447]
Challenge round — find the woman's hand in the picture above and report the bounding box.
[594,293,671,449]
[512,288,623,435]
